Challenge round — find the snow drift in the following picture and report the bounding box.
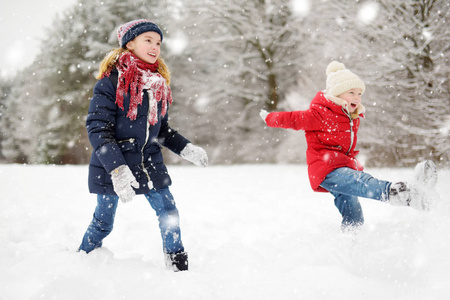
[1,164,449,299]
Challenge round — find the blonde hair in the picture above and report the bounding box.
[96,48,171,86]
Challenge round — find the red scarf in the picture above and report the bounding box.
[107,52,172,124]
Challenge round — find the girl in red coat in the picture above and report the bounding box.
[261,61,436,230]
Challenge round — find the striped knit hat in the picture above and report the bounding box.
[117,19,163,48]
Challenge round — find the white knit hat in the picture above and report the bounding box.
[325,61,365,97]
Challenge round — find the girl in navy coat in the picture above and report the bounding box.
[79,19,208,271]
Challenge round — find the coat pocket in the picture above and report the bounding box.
[118,138,138,152]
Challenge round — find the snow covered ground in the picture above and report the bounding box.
[1,163,449,300]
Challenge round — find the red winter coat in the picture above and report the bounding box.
[266,91,364,192]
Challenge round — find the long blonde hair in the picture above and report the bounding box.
[96,48,171,86]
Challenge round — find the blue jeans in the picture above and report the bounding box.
[320,167,392,229]
[79,188,184,254]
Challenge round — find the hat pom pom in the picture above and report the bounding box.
[326,61,346,76]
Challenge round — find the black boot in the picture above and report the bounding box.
[165,251,188,272]
[389,182,412,206]
[389,160,438,210]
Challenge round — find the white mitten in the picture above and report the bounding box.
[259,109,269,123]
[110,165,139,203]
[180,143,208,167]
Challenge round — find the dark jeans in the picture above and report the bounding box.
[79,187,184,254]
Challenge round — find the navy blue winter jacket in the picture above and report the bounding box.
[86,69,190,195]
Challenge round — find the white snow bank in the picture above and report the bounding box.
[0,164,449,300]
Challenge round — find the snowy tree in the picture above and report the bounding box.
[181,0,313,110]
[359,0,450,167]
[311,0,450,167]
[1,67,43,163]
[367,0,450,167]
[0,79,12,161]
[0,0,176,164]
[166,0,318,163]
[1,0,448,166]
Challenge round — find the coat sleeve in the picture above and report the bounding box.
[86,77,127,173]
[157,113,191,155]
[266,109,324,131]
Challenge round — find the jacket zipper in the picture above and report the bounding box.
[342,108,354,155]
[141,91,152,183]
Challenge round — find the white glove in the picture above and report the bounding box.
[180,143,208,167]
[260,109,269,123]
[110,165,139,203]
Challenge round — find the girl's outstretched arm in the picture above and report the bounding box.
[262,109,321,131]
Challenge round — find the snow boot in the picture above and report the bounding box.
[165,251,188,272]
[389,182,414,206]
[389,160,438,210]
[389,181,431,210]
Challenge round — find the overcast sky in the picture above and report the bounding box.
[0,0,76,78]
